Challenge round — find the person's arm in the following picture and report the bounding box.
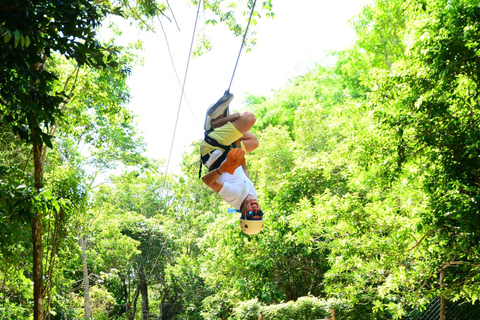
[202,148,245,192]
[202,167,225,192]
[241,160,251,180]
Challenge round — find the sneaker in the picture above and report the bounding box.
[204,91,234,131]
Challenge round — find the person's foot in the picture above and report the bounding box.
[208,90,234,118]
[204,91,234,131]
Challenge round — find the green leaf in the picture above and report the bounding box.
[13,30,20,48]
[41,132,53,149]
[206,19,218,25]
[4,30,11,43]
[25,35,30,47]
[53,200,60,213]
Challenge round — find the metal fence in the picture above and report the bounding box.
[403,298,480,320]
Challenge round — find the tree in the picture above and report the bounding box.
[350,0,406,70]
[0,1,119,318]
[370,0,480,301]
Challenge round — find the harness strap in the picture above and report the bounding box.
[198,130,235,178]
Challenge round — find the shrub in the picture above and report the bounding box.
[232,296,351,320]
[0,297,30,320]
[232,299,262,320]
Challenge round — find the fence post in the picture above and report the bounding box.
[440,271,446,320]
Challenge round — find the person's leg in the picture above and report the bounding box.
[211,113,241,129]
[212,111,256,135]
[204,91,234,131]
[211,112,258,153]
[234,131,258,153]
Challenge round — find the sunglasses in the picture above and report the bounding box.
[247,210,263,217]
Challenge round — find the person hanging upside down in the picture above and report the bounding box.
[200,91,264,235]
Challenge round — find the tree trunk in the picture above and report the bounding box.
[440,271,446,320]
[138,267,149,320]
[78,227,91,318]
[132,287,140,320]
[33,143,45,320]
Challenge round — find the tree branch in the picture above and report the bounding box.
[407,229,433,252]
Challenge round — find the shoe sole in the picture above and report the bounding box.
[207,94,234,118]
[204,114,212,131]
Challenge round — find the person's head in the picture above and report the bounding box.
[239,194,264,235]
[241,194,262,218]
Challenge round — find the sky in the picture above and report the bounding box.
[114,0,369,173]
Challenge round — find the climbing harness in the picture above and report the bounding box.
[198,129,235,178]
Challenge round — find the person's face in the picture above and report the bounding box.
[245,195,262,219]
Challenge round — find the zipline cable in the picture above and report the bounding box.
[156,14,199,123]
[228,0,258,92]
[146,160,198,279]
[162,0,202,190]
[166,0,181,31]
[144,0,203,276]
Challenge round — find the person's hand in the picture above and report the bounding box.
[220,148,245,174]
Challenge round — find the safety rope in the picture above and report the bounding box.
[146,0,260,280]
[156,15,199,123]
[144,0,203,279]
[162,0,202,189]
[227,0,258,92]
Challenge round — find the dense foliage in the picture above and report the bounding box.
[1,0,480,319]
